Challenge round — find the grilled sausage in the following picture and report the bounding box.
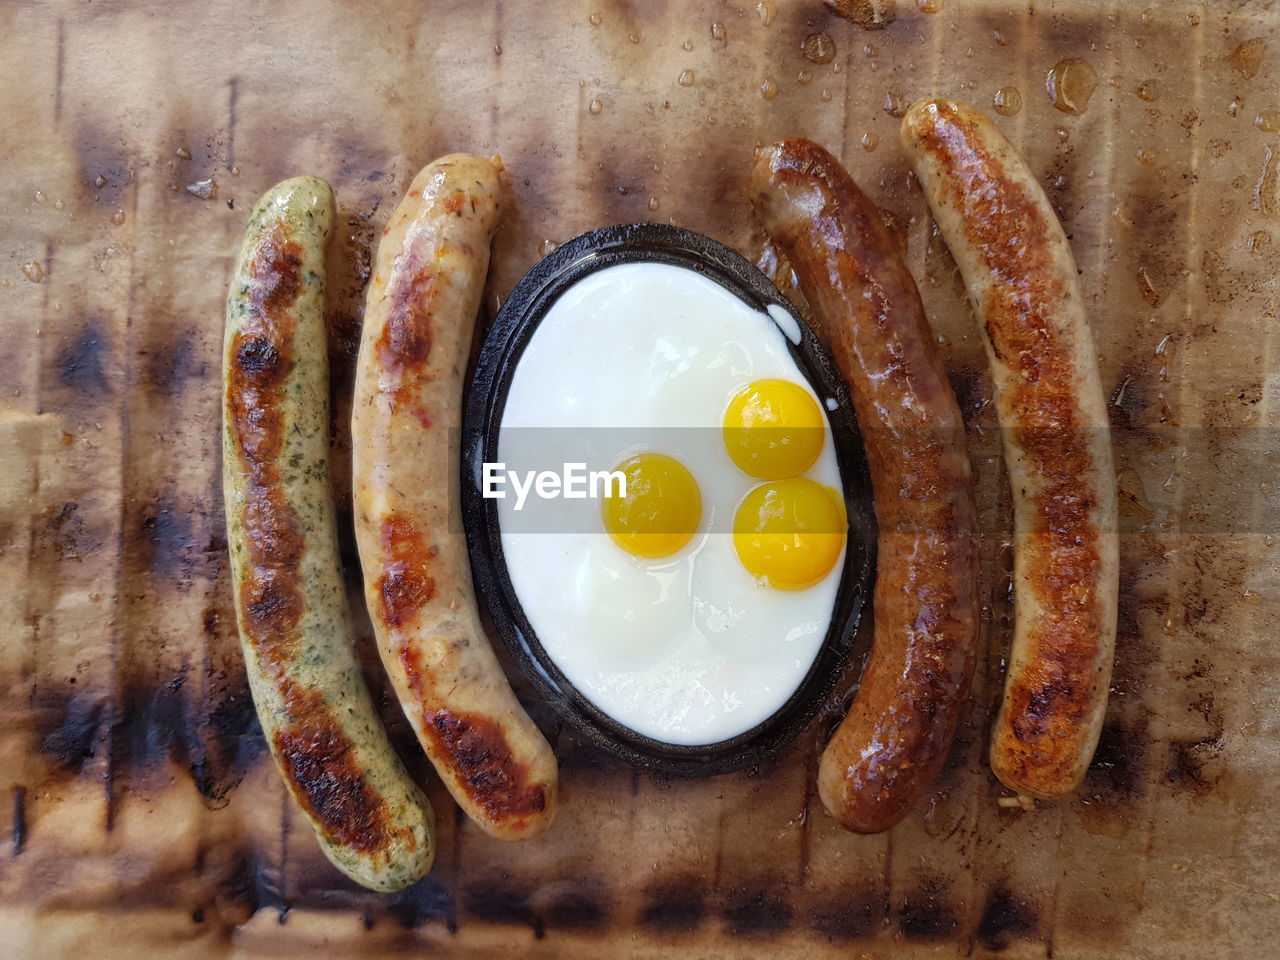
[900,98,1118,799]
[352,155,558,839]
[223,176,435,891]
[749,139,980,833]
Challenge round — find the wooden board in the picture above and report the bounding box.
[1,0,1278,956]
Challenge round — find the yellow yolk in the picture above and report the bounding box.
[722,378,825,480]
[733,478,845,590]
[602,453,702,559]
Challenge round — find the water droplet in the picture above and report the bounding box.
[831,60,842,74]
[628,33,639,44]
[993,29,1009,46]
[993,86,1023,116]
[1055,126,1070,142]
[917,0,944,11]
[648,197,661,211]
[683,40,693,51]
[1227,38,1268,80]
[589,12,601,26]
[820,88,832,102]
[711,21,726,42]
[1139,7,1155,24]
[21,260,44,283]
[761,77,778,100]
[1136,147,1155,165]
[1154,332,1172,355]
[186,178,218,199]
[868,61,879,72]
[678,70,695,87]
[494,42,503,55]
[34,190,46,204]
[1248,230,1272,253]
[110,209,126,225]
[757,1,776,27]
[539,239,559,257]
[883,92,906,117]
[589,98,603,115]
[802,32,836,64]
[1053,174,1069,190]
[1229,97,1244,117]
[861,132,879,151]
[54,199,65,210]
[1255,111,1280,132]
[230,165,240,176]
[1137,80,1158,101]
[176,147,191,159]
[797,69,813,85]
[94,174,107,189]
[863,43,878,58]
[1046,58,1097,115]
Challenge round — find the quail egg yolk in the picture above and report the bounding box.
[602,453,702,559]
[733,478,845,590]
[723,378,825,480]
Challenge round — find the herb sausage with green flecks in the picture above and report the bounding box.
[223,176,435,890]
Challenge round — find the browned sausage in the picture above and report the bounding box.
[901,98,1118,799]
[352,155,557,839]
[749,139,980,833]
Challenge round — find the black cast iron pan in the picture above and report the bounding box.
[461,222,876,777]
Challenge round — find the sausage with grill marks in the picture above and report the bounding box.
[749,139,980,833]
[352,155,558,839]
[223,176,435,891]
[900,98,1118,799]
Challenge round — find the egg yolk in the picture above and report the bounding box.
[733,478,845,590]
[602,453,702,559]
[723,378,825,480]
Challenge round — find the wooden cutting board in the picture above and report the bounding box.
[1,1,1277,956]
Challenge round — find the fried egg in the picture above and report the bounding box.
[496,262,845,745]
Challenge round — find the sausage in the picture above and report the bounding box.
[900,98,1119,799]
[749,139,980,833]
[223,176,435,891]
[352,155,558,839]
